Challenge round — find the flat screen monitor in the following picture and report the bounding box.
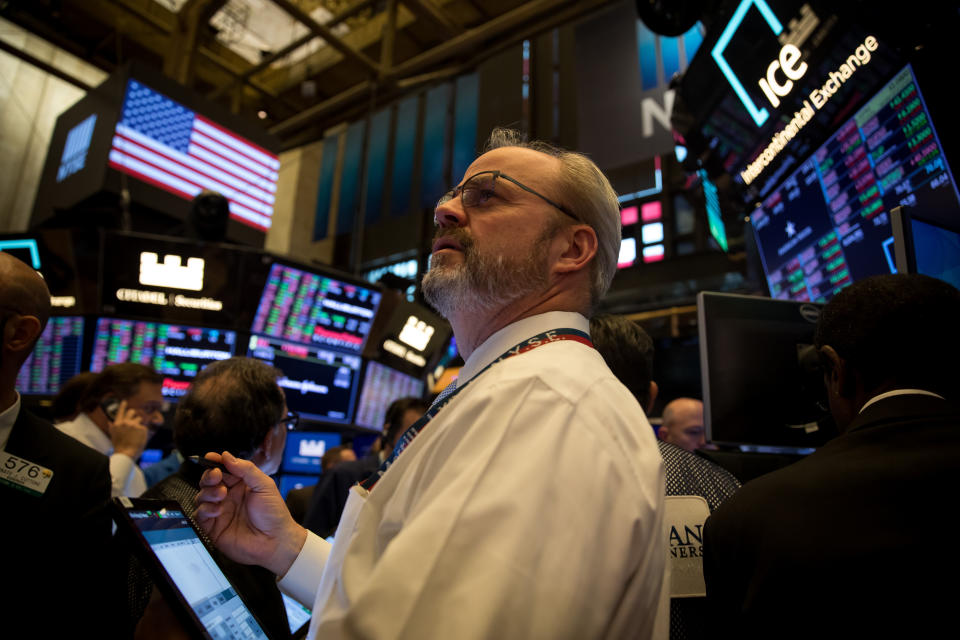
[250,262,382,354]
[247,334,362,424]
[90,318,236,399]
[698,292,836,450]
[16,316,85,395]
[281,432,342,475]
[276,474,319,499]
[891,206,960,290]
[749,65,960,302]
[354,361,425,430]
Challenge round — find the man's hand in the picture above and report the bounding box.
[195,451,308,577]
[108,399,150,460]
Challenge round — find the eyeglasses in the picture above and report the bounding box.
[436,170,580,223]
[280,410,299,430]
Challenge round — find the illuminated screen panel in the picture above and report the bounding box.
[16,317,85,395]
[251,263,382,353]
[750,65,960,302]
[355,361,425,430]
[247,335,362,424]
[90,318,236,399]
[108,79,278,232]
[281,432,342,474]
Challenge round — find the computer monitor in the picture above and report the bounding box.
[250,262,382,354]
[16,316,85,395]
[354,361,425,430]
[749,64,960,302]
[698,292,836,451]
[247,334,362,424]
[890,206,960,290]
[89,318,236,399]
[281,431,343,475]
[276,473,320,499]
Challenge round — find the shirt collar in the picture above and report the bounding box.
[859,388,945,414]
[457,311,589,384]
[0,392,21,451]
[75,412,115,455]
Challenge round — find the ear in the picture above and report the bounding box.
[553,225,599,276]
[819,345,853,398]
[4,315,42,355]
[646,381,659,415]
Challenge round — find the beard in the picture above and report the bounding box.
[422,226,555,319]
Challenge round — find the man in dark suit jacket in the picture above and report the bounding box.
[0,252,119,638]
[702,273,960,638]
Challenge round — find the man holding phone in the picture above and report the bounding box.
[57,362,165,497]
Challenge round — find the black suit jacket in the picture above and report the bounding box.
[1,407,121,637]
[703,394,960,638]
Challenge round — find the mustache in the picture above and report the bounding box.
[432,228,474,252]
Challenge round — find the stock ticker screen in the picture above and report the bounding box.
[16,316,85,395]
[750,65,960,302]
[90,318,236,398]
[250,263,381,354]
[247,334,361,424]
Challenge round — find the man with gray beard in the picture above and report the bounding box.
[194,128,668,639]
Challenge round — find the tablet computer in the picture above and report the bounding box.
[112,497,271,639]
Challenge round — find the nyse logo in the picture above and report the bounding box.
[712,0,818,127]
[300,439,327,458]
[139,252,205,291]
[398,315,435,351]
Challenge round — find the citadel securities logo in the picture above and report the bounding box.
[139,252,205,291]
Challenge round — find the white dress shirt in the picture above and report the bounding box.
[56,412,147,497]
[0,393,20,451]
[280,311,668,639]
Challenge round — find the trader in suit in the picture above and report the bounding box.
[0,252,119,638]
[702,273,960,638]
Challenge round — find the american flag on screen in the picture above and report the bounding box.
[108,79,279,231]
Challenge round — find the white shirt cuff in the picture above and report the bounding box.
[278,531,331,608]
[109,452,136,497]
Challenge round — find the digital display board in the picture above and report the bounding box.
[16,317,85,395]
[90,318,236,398]
[247,334,362,424]
[750,65,960,302]
[109,79,278,232]
[251,263,381,354]
[354,361,425,430]
[281,432,342,475]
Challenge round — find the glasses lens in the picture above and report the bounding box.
[283,411,299,429]
[461,174,496,208]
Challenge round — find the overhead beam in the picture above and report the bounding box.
[267,0,380,77]
[0,38,93,91]
[207,0,377,100]
[387,0,579,80]
[401,0,462,38]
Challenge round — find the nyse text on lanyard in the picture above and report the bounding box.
[359,328,593,491]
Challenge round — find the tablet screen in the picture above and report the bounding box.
[282,593,312,638]
[127,505,269,639]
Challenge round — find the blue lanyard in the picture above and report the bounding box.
[360,328,592,491]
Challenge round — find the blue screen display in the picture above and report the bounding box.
[282,431,342,474]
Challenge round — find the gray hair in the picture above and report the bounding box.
[484,128,621,310]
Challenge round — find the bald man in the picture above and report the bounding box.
[659,398,707,451]
[0,253,119,637]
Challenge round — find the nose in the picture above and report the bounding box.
[434,197,467,228]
